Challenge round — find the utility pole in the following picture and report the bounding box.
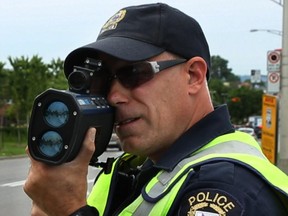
[277,0,288,174]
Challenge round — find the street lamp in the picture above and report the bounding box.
[249,0,288,173]
[270,0,283,6]
[250,29,283,36]
[250,1,288,173]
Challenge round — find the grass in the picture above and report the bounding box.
[0,128,28,157]
[0,141,27,157]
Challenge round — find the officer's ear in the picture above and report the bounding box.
[186,57,207,94]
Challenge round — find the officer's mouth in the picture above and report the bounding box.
[115,117,141,126]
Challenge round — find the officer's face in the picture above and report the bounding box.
[103,52,194,161]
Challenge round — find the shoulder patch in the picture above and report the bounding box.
[179,188,244,216]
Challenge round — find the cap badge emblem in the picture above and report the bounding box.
[100,9,126,34]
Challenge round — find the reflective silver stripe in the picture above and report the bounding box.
[187,140,266,162]
[148,140,265,198]
[133,140,264,215]
[132,202,154,216]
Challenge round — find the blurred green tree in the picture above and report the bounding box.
[47,58,67,90]
[7,56,49,143]
[209,55,263,124]
[227,87,263,124]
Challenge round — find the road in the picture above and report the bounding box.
[0,150,122,216]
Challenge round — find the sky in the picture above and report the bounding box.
[0,0,283,76]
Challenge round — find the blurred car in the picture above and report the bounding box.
[254,126,262,139]
[107,133,122,151]
[237,127,257,139]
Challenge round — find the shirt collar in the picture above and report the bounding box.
[142,105,235,171]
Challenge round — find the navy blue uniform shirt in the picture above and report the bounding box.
[71,105,288,216]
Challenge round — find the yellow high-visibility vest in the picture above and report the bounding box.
[88,131,288,215]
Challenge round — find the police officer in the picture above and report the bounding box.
[24,3,288,215]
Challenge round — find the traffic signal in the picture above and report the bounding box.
[231,97,241,102]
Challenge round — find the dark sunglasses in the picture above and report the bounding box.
[109,58,187,89]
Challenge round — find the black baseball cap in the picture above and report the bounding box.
[64,3,211,79]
